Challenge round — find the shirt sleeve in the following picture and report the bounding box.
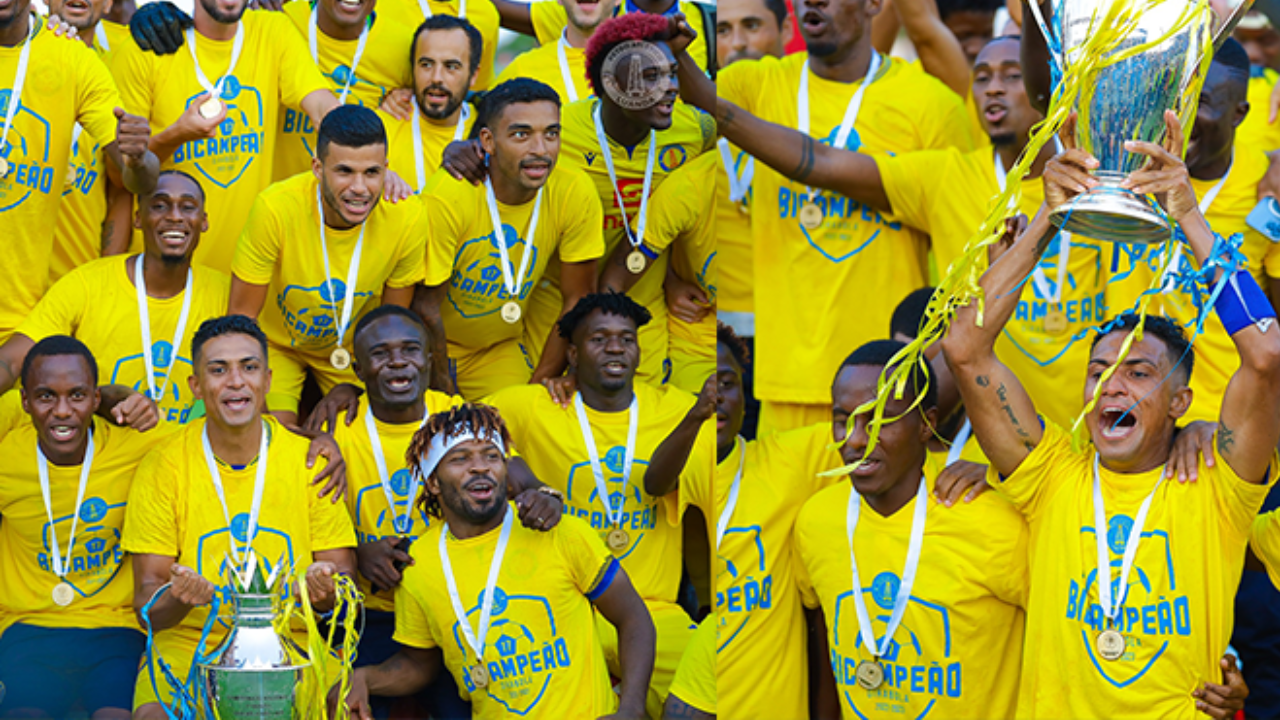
[387,202,429,288]
[17,267,89,341]
[985,420,1074,524]
[667,617,717,714]
[714,60,759,112]
[0,390,26,444]
[530,1,564,45]
[876,149,953,235]
[916,73,976,152]
[75,42,123,148]
[392,566,440,649]
[556,171,605,263]
[554,515,616,598]
[422,173,465,287]
[273,14,331,109]
[121,444,182,557]
[230,194,285,284]
[637,166,698,255]
[306,454,358,552]
[793,525,821,611]
[113,40,155,119]
[677,424,715,523]
[1210,444,1278,544]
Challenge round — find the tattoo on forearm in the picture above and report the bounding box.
[719,104,737,128]
[1217,422,1236,457]
[101,220,116,253]
[976,375,990,387]
[662,697,709,720]
[793,136,816,183]
[995,383,1036,450]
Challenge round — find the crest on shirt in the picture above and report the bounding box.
[355,468,429,538]
[173,76,267,189]
[446,223,539,319]
[111,340,195,424]
[278,277,375,349]
[0,88,56,210]
[39,495,127,599]
[715,519,772,653]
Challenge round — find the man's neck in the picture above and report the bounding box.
[1097,435,1174,476]
[194,6,238,41]
[316,8,366,42]
[40,433,90,467]
[600,101,650,147]
[129,252,191,299]
[77,23,97,48]
[321,197,359,231]
[444,502,507,539]
[206,416,264,466]
[490,168,538,205]
[996,136,1055,179]
[716,439,735,464]
[579,380,635,412]
[628,0,675,14]
[861,471,922,518]
[808,39,874,84]
[1189,147,1233,182]
[419,98,463,129]
[370,397,426,425]
[563,24,592,48]
[0,12,32,48]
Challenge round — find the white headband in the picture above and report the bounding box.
[416,428,507,481]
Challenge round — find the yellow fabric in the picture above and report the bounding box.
[1106,147,1277,424]
[757,399,830,437]
[923,427,989,475]
[717,53,973,404]
[376,0,500,90]
[879,146,1109,428]
[0,420,154,636]
[594,598,696,719]
[494,35,591,104]
[988,421,1276,719]
[274,1,416,181]
[484,381,694,604]
[544,97,715,384]
[0,22,121,340]
[123,417,356,707]
[421,165,604,384]
[795,473,1028,719]
[381,106,475,194]
[114,11,329,272]
[263,338,361,411]
[529,0,711,73]
[0,391,26,443]
[18,256,231,425]
[1237,70,1280,154]
[716,139,753,315]
[669,614,717,714]
[450,338,533,400]
[392,509,616,717]
[1250,509,1280,593]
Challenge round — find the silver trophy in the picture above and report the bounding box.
[197,554,312,719]
[1042,0,1213,244]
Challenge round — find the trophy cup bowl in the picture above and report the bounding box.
[197,590,311,719]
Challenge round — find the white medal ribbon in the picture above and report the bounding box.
[482,178,542,308]
[996,138,1071,304]
[592,102,657,254]
[845,477,928,660]
[37,432,96,580]
[186,23,246,106]
[411,100,470,193]
[309,8,371,104]
[797,52,881,204]
[715,436,745,550]
[573,391,638,530]
[417,0,467,19]
[363,407,423,534]
[315,188,366,349]
[201,422,269,571]
[1092,453,1164,628]
[1162,159,1232,292]
[70,123,85,158]
[716,137,753,204]
[0,19,36,164]
[94,21,108,51]
[556,32,579,103]
[945,419,972,467]
[439,507,513,668]
[134,256,194,403]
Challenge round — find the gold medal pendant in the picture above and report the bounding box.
[469,662,490,690]
[607,527,630,551]
[0,157,10,179]
[199,97,223,119]
[501,301,522,324]
[52,581,74,607]
[626,250,647,274]
[1097,628,1126,661]
[330,347,351,371]
[854,659,884,690]
[799,202,824,230]
[64,163,77,189]
[1043,308,1068,335]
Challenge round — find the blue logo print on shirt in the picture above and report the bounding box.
[38,495,127,599]
[278,277,374,349]
[111,340,195,424]
[565,446,657,556]
[173,76,267,189]
[355,468,431,543]
[0,88,56,211]
[447,223,540,320]
[1003,237,1108,367]
[715,519,772,653]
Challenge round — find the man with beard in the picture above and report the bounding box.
[229,106,427,425]
[413,79,604,398]
[329,403,656,720]
[494,0,619,103]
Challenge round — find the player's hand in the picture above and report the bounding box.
[379,87,415,122]
[329,668,374,720]
[988,213,1026,264]
[304,383,364,434]
[130,0,192,55]
[383,169,412,203]
[248,0,285,10]
[305,561,340,608]
[45,14,78,38]
[1121,110,1197,225]
[356,537,414,593]
[665,12,698,56]
[598,703,647,720]
[665,272,711,324]
[690,374,716,422]
[441,139,488,185]
[1168,420,1217,482]
[169,564,216,607]
[541,374,577,408]
[114,107,153,168]
[1193,654,1248,719]
[1044,113,1100,212]
[307,434,347,503]
[933,460,990,507]
[515,488,563,532]
[111,390,159,432]
[177,93,228,143]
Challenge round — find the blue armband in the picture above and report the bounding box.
[1215,269,1277,335]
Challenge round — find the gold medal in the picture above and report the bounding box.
[1043,308,1068,335]
[0,157,10,179]
[1097,628,1125,661]
[51,581,74,607]
[855,659,884,690]
[799,202,824,230]
[65,163,78,188]
[199,97,223,119]
[501,301,521,324]
[330,347,351,371]
[626,250,646,274]
[607,528,630,551]
[469,662,489,690]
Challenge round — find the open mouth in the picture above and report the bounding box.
[801,10,827,35]
[384,375,414,393]
[521,161,550,181]
[602,359,628,377]
[850,456,881,477]
[464,477,497,503]
[1098,407,1137,439]
[158,229,189,251]
[61,0,91,15]
[423,87,451,106]
[48,424,79,442]
[336,0,362,9]
[223,395,253,412]
[983,104,1007,124]
[341,195,373,217]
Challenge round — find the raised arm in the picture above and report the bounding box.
[893,0,972,99]
[644,375,714,497]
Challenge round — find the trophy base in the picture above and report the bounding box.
[1048,181,1171,245]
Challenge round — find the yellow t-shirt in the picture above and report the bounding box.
[717,53,974,404]
[121,417,357,649]
[1238,69,1280,154]
[0,22,121,340]
[0,420,155,635]
[0,390,26,442]
[421,165,604,358]
[668,614,717,714]
[114,11,330,272]
[1250,509,1280,592]
[17,255,231,425]
[879,146,1110,428]
[485,382,694,604]
[529,0,711,73]
[494,33,591,104]
[989,421,1276,718]
[393,508,617,717]
[230,172,427,360]
[382,105,476,195]
[375,0,501,90]
[795,474,1029,720]
[274,1,416,182]
[1106,147,1280,424]
[716,138,753,317]
[333,393,462,612]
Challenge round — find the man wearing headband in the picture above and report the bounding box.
[331,403,655,719]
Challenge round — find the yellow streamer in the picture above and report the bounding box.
[291,568,364,717]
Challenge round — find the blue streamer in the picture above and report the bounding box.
[140,583,234,720]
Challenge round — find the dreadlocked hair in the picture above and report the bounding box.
[717,321,751,368]
[405,403,514,519]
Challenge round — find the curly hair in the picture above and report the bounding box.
[584,13,673,98]
[405,403,513,519]
[716,321,750,369]
[557,291,652,341]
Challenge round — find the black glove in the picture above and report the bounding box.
[130,1,192,56]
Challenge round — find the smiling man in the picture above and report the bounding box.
[229,105,428,424]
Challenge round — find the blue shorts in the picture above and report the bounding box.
[0,622,145,716]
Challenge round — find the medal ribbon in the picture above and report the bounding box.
[557,32,579,103]
[185,23,246,105]
[308,8,371,104]
[438,508,513,668]
[94,21,108,51]
[37,431,96,580]
[1161,158,1232,293]
[315,188,367,349]
[1092,453,1164,627]
[411,100,470,193]
[363,407,424,535]
[845,477,928,660]
[417,0,468,20]
[716,137,753,204]
[0,19,36,163]
[134,255,194,402]
[573,391,638,530]
[201,422,269,571]
[592,102,657,254]
[715,436,745,551]
[945,418,972,468]
[797,51,881,206]
[482,178,543,308]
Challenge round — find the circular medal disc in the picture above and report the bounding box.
[855,660,884,690]
[1097,629,1126,661]
[1043,309,1068,335]
[470,663,490,690]
[501,301,522,324]
[0,157,10,179]
[65,163,77,187]
[607,528,630,551]
[330,347,352,371]
[799,203,824,230]
[626,250,647,274]
[199,97,223,119]
[52,581,75,607]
